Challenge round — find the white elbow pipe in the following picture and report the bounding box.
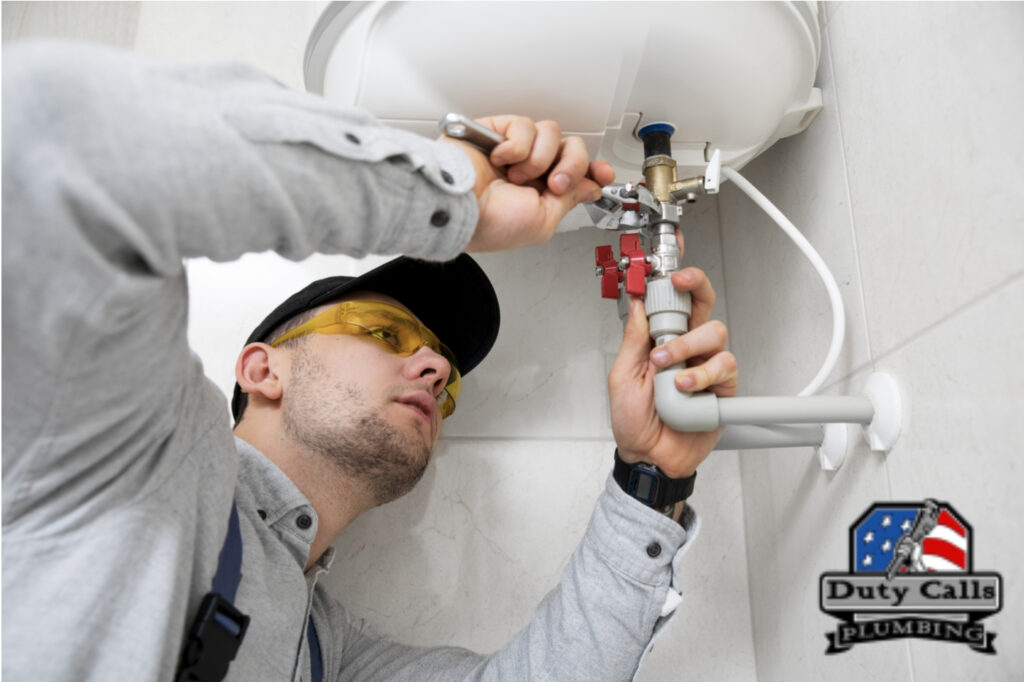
[653,369,721,431]
[646,277,725,431]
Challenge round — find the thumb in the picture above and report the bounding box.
[537,180,604,234]
[609,296,651,382]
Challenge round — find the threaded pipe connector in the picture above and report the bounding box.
[645,277,691,343]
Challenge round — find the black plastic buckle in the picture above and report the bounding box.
[176,592,250,682]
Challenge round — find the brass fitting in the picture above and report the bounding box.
[642,155,678,203]
[668,177,704,203]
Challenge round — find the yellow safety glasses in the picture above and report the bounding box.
[271,300,461,419]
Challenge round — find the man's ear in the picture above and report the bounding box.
[235,343,285,404]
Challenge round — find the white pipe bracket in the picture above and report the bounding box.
[862,372,903,452]
[818,423,848,471]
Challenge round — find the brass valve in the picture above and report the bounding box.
[639,123,708,203]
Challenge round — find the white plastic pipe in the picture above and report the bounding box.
[717,396,874,425]
[720,166,845,397]
[654,371,874,432]
[714,424,825,451]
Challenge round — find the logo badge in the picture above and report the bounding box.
[820,499,1001,654]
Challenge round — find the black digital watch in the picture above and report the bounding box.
[613,450,697,511]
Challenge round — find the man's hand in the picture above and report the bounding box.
[446,115,615,253]
[608,257,738,479]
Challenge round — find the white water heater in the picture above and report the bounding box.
[304,1,823,178]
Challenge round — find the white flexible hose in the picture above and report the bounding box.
[720,166,844,397]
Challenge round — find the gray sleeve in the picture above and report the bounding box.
[322,477,691,681]
[1,41,477,526]
[2,41,478,269]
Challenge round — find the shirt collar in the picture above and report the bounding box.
[234,436,338,572]
[234,435,311,523]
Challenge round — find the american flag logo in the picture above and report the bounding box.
[822,500,1000,655]
[851,500,970,575]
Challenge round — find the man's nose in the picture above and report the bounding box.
[407,346,452,397]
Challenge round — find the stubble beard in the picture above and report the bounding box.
[282,348,432,505]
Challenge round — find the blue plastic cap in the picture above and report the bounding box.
[637,122,676,139]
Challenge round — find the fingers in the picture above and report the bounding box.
[486,115,552,177]
[649,320,737,395]
[483,116,606,197]
[507,120,561,186]
[528,181,601,239]
[676,350,738,396]
[531,140,606,230]
[589,159,616,187]
[651,320,727,370]
[541,134,588,194]
[482,115,533,166]
[670,267,715,328]
[542,136,614,197]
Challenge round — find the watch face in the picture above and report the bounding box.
[628,469,659,506]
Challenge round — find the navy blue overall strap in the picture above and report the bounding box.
[178,502,321,682]
[307,618,323,682]
[212,503,244,602]
[176,502,251,682]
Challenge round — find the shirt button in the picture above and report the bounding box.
[440,169,454,184]
[646,542,662,558]
[430,210,450,227]
[345,132,361,145]
[257,509,267,521]
[296,514,313,530]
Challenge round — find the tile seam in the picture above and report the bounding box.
[868,269,1024,368]
[825,9,876,393]
[714,194,734,343]
[712,191,758,680]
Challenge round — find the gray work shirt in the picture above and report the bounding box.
[2,41,698,681]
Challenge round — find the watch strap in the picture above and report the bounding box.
[613,450,697,507]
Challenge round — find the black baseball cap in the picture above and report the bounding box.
[230,254,500,421]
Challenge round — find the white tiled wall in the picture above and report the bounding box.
[2,0,140,48]
[133,1,326,89]
[721,3,1024,680]
[2,3,755,680]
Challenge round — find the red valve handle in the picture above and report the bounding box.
[620,233,651,297]
[595,245,622,299]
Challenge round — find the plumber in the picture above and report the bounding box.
[2,41,737,681]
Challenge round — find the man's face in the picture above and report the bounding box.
[279,291,453,504]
